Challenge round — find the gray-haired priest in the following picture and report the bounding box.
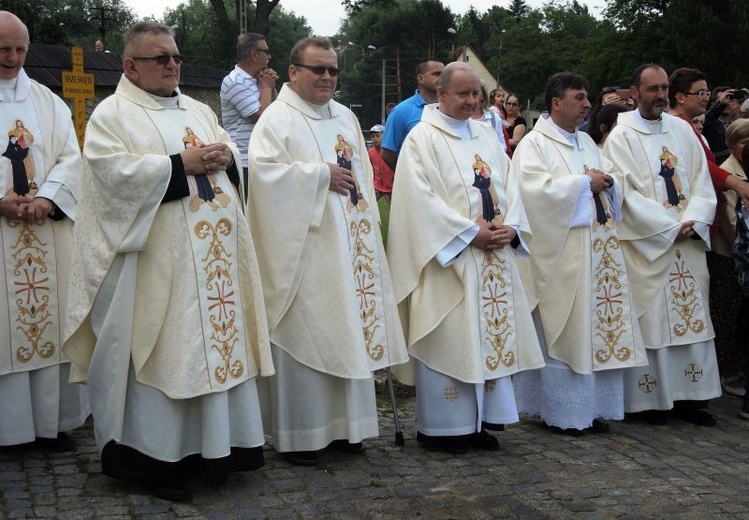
[63,21,273,501]
[0,11,89,452]
[388,62,544,453]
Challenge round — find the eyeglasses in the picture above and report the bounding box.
[254,48,271,57]
[132,54,184,66]
[292,63,340,77]
[684,90,710,100]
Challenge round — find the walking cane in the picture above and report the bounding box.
[385,367,405,445]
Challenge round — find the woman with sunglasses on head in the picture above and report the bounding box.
[668,67,749,397]
[504,93,526,152]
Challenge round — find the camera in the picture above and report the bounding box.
[728,90,748,101]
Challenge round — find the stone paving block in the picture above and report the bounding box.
[3,395,749,518]
[6,506,34,519]
[56,509,95,519]
[131,502,172,515]
[93,506,130,516]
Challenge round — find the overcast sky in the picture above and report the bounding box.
[124,0,607,36]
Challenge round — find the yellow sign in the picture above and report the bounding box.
[71,47,83,72]
[63,47,94,149]
[62,71,95,99]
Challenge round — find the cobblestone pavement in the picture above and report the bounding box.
[1,392,748,519]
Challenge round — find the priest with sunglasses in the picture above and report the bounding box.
[247,36,408,466]
[63,21,274,501]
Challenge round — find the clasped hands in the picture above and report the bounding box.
[586,168,613,194]
[676,220,696,242]
[258,68,279,88]
[181,143,233,176]
[471,220,516,251]
[0,194,53,225]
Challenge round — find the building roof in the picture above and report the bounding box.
[24,43,227,88]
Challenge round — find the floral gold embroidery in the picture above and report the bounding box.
[593,235,631,364]
[482,252,515,371]
[668,249,705,337]
[350,219,383,361]
[10,221,55,363]
[195,218,244,384]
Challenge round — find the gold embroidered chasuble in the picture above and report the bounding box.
[603,112,717,348]
[0,70,80,376]
[63,76,273,398]
[512,115,647,374]
[388,105,544,384]
[247,84,407,379]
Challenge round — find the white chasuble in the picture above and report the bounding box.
[248,84,407,380]
[0,97,70,374]
[388,105,544,384]
[603,112,716,349]
[147,110,249,389]
[64,76,272,399]
[309,128,390,366]
[512,115,646,374]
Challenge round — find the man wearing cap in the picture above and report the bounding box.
[368,124,394,202]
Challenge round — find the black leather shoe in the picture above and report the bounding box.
[416,431,469,454]
[283,451,319,466]
[481,421,505,431]
[670,408,717,426]
[639,410,668,425]
[544,422,585,436]
[35,432,73,452]
[584,419,610,433]
[145,481,191,502]
[467,429,500,451]
[328,440,365,454]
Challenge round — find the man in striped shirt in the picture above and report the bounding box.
[220,33,278,198]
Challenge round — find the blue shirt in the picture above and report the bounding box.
[382,90,427,156]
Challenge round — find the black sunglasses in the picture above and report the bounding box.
[132,54,184,66]
[292,63,339,77]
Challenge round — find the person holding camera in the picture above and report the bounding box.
[704,86,747,162]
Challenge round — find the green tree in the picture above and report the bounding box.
[508,0,529,22]
[2,0,135,50]
[164,0,309,72]
[337,0,456,127]
[600,0,749,88]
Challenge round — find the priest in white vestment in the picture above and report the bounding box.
[62,22,273,501]
[512,72,648,435]
[247,37,408,466]
[0,11,89,450]
[603,64,720,426]
[388,62,544,453]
